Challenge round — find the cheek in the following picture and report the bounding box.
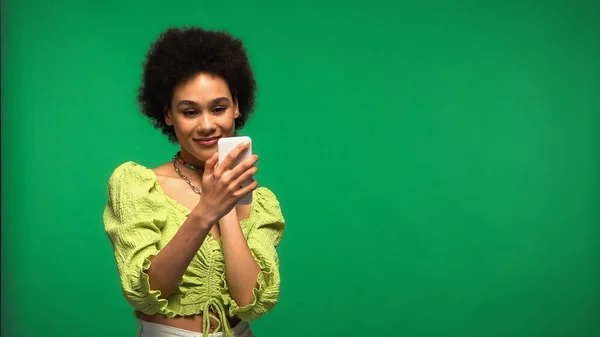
[218,114,236,132]
[225,118,237,135]
[172,118,195,133]
[224,128,235,137]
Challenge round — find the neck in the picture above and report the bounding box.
[177,149,205,173]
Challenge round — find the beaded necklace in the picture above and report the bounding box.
[175,152,202,171]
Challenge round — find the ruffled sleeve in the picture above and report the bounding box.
[103,161,174,317]
[225,187,286,322]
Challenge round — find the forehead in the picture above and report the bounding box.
[172,72,232,101]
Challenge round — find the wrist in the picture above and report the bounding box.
[220,207,239,225]
[190,204,218,229]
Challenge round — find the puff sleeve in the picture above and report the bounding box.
[103,162,175,317]
[224,187,286,321]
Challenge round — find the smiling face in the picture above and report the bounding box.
[165,72,240,166]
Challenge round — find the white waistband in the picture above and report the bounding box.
[137,319,252,337]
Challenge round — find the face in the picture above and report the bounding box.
[165,72,240,166]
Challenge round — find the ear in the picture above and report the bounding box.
[164,106,173,126]
[233,98,240,119]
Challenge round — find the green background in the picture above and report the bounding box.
[2,0,599,336]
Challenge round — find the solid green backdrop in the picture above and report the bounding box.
[2,0,599,336]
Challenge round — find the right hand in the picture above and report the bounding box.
[194,141,259,223]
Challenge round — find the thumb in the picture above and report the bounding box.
[203,152,219,177]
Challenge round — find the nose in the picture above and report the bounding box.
[196,112,216,135]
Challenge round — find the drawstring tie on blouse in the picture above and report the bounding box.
[203,298,232,337]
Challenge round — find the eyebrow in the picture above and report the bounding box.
[177,97,230,108]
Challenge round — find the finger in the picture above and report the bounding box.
[217,141,250,174]
[231,166,258,189]
[234,179,258,199]
[229,155,259,180]
[203,152,219,177]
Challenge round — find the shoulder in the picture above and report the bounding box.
[251,186,285,225]
[107,161,156,191]
[106,161,160,212]
[104,162,167,229]
[254,186,278,200]
[254,187,282,209]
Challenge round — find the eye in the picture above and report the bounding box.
[183,109,197,116]
[213,106,227,114]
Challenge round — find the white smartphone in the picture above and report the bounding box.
[217,136,253,205]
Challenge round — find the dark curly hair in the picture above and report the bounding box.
[137,27,257,143]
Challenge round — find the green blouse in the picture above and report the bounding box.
[103,162,285,337]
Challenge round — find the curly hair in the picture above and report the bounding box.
[137,27,257,143]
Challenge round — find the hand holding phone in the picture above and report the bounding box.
[218,136,255,205]
[195,137,257,222]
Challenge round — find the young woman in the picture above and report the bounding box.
[103,27,285,337]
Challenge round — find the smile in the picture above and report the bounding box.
[194,137,220,147]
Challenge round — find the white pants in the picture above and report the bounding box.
[138,320,254,337]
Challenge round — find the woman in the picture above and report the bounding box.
[103,27,285,337]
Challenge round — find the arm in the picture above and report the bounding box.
[219,209,262,306]
[104,162,189,316]
[223,187,285,322]
[105,149,256,316]
[146,209,214,299]
[150,146,259,298]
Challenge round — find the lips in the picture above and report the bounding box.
[194,137,220,147]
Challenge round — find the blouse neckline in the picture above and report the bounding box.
[135,162,256,240]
